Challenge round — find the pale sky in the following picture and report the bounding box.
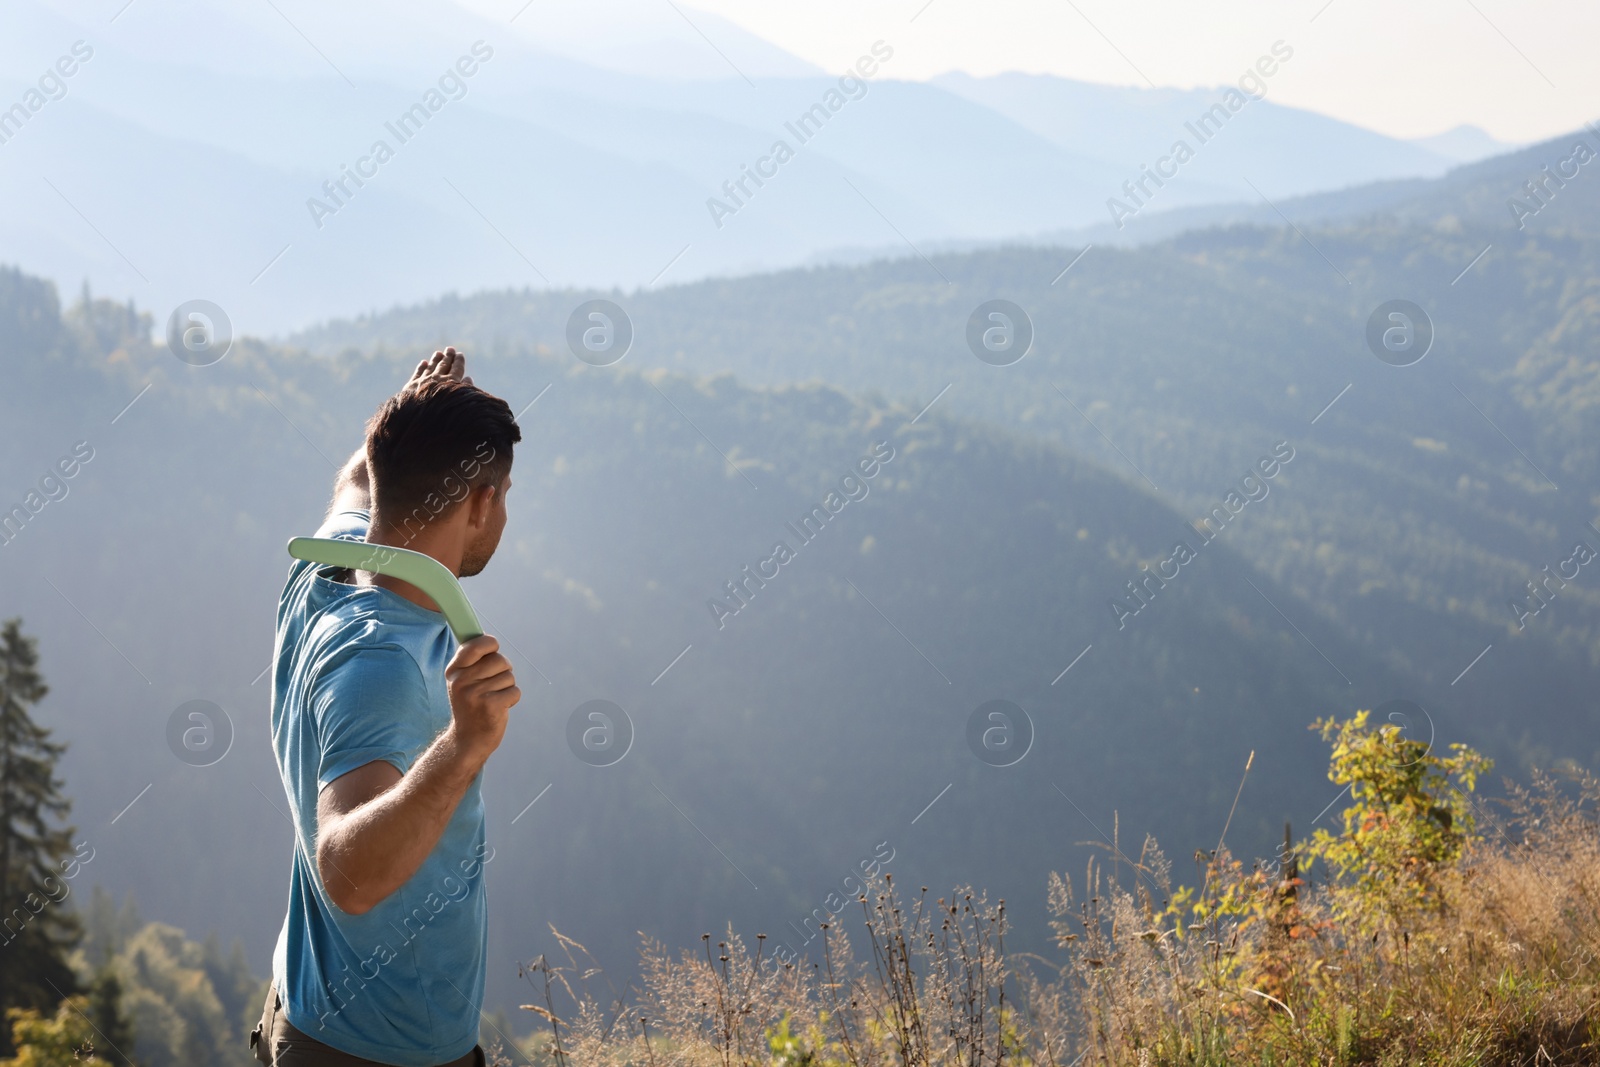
[682,0,1598,143]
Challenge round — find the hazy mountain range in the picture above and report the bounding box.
[0,0,1513,338]
[6,0,1595,1033]
[4,128,1599,1020]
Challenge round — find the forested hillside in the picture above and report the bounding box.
[289,156,1600,779]
[4,132,1598,1026]
[4,265,1407,1018]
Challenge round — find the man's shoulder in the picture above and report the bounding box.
[315,508,372,543]
[297,621,432,731]
[277,510,371,617]
[278,508,448,694]
[306,604,426,679]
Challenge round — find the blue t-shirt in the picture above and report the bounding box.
[269,510,488,1066]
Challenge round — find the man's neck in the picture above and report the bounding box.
[360,519,463,614]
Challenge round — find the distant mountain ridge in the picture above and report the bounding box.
[933,67,1455,207]
[1411,124,1518,163]
[1027,122,1600,248]
[1,0,1472,334]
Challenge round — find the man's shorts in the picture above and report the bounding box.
[252,988,486,1067]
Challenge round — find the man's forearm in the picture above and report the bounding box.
[317,727,488,914]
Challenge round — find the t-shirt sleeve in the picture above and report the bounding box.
[310,645,434,787]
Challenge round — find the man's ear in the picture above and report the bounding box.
[466,482,498,529]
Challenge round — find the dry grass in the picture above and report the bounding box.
[514,728,1600,1066]
[517,877,1031,1066]
[1052,780,1600,1065]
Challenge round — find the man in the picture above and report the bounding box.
[255,349,523,1066]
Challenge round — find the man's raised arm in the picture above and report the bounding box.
[326,347,473,518]
[327,449,371,517]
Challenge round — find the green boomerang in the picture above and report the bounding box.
[287,537,484,641]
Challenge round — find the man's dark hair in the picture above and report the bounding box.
[365,378,522,524]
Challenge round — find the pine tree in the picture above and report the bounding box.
[80,888,141,970]
[0,619,80,1055]
[201,932,262,1054]
[85,969,134,1067]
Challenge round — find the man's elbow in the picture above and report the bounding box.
[330,888,374,916]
